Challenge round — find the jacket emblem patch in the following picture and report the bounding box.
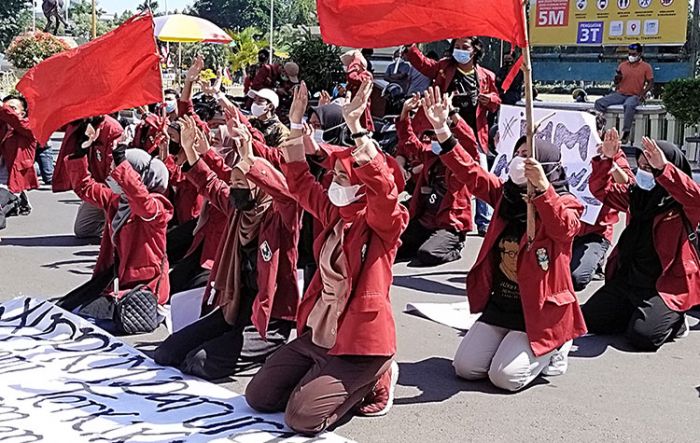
[361,243,368,263]
[260,241,272,262]
[536,248,549,272]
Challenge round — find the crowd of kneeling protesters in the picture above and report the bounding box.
[1,39,698,436]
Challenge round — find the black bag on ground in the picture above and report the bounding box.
[113,285,159,334]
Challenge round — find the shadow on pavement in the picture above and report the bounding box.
[571,334,642,358]
[0,235,96,247]
[395,357,548,404]
[393,271,467,297]
[57,199,83,205]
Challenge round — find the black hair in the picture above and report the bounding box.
[164,88,180,99]
[515,135,527,151]
[449,37,483,63]
[258,48,270,57]
[3,94,28,114]
[426,50,440,60]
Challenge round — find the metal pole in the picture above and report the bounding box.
[269,0,274,64]
[31,1,36,33]
[91,0,97,39]
[692,0,700,76]
[520,0,537,246]
[164,0,168,15]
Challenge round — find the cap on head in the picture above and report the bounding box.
[283,62,299,79]
[628,43,642,53]
[251,88,280,109]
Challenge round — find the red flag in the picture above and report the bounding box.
[501,56,524,91]
[316,0,527,49]
[17,14,163,145]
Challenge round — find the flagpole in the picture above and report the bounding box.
[269,0,274,64]
[520,0,537,246]
[31,1,36,33]
[91,0,97,40]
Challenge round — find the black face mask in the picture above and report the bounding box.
[229,187,255,211]
[168,140,181,156]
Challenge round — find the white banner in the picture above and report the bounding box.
[0,297,352,443]
[493,105,603,225]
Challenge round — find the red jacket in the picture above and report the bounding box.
[442,141,587,356]
[282,154,409,356]
[346,59,375,132]
[405,45,500,152]
[590,156,700,312]
[0,107,39,193]
[164,156,203,224]
[53,116,124,192]
[249,63,279,92]
[396,117,475,233]
[578,150,634,242]
[186,157,300,338]
[66,156,173,304]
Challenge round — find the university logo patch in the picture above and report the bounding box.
[536,248,550,272]
[260,240,272,262]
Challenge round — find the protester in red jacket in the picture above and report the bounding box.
[395,94,476,266]
[341,49,374,132]
[404,38,501,151]
[420,87,586,391]
[53,115,124,239]
[245,81,409,434]
[65,146,172,310]
[154,115,299,380]
[583,130,700,351]
[571,114,634,291]
[0,95,38,213]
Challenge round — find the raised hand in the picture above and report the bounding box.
[186,55,205,83]
[421,86,450,130]
[229,124,254,163]
[342,79,372,132]
[318,90,332,106]
[178,115,200,165]
[289,81,309,125]
[642,136,668,170]
[598,127,621,159]
[81,123,101,149]
[200,68,223,96]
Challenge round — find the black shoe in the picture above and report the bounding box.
[477,226,488,237]
[621,131,631,145]
[18,192,31,216]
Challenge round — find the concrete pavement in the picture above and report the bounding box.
[1,186,698,442]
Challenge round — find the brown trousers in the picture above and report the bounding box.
[245,331,392,436]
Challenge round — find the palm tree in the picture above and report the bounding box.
[137,1,159,13]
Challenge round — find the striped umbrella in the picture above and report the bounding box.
[153,14,232,44]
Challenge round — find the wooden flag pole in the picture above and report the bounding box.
[520,0,537,247]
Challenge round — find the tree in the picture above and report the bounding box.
[0,0,30,51]
[68,0,114,40]
[191,0,317,31]
[228,26,266,71]
[137,1,159,13]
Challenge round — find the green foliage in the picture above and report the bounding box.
[69,0,112,40]
[663,78,700,125]
[5,31,70,69]
[228,27,265,71]
[182,42,229,68]
[191,0,317,31]
[0,0,31,51]
[137,1,159,13]
[285,28,343,94]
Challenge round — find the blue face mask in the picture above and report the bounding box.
[431,141,442,155]
[635,168,656,191]
[453,48,472,65]
[165,100,177,114]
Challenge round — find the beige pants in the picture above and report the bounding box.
[453,321,555,392]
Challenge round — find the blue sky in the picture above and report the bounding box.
[99,1,193,14]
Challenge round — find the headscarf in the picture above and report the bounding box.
[212,163,273,324]
[311,104,344,145]
[110,149,169,243]
[629,140,692,220]
[499,137,568,225]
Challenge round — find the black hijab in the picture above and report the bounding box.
[311,104,344,145]
[499,136,569,224]
[629,140,692,220]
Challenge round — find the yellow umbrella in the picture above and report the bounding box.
[154,14,232,44]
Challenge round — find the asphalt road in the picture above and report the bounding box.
[1,186,698,442]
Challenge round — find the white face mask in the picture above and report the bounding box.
[105,176,123,195]
[313,129,325,143]
[628,55,640,63]
[635,168,656,191]
[250,103,268,117]
[328,181,363,207]
[453,48,472,65]
[508,156,528,186]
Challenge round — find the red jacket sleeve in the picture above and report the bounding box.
[405,45,440,80]
[479,69,501,114]
[441,142,504,207]
[281,160,335,228]
[112,161,167,221]
[346,61,372,87]
[656,162,700,224]
[355,154,410,245]
[531,186,583,243]
[251,64,275,90]
[252,139,284,168]
[65,156,114,211]
[246,158,299,230]
[589,155,631,213]
[396,118,429,159]
[186,159,232,214]
[202,149,232,180]
[0,107,34,139]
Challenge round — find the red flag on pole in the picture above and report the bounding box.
[316,0,527,49]
[17,14,163,145]
[501,56,525,91]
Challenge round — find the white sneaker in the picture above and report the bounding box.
[675,315,690,339]
[542,340,573,376]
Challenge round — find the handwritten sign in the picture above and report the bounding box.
[493,105,603,225]
[0,297,352,443]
